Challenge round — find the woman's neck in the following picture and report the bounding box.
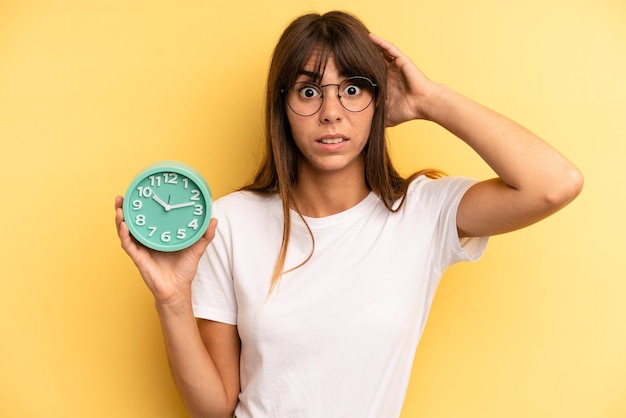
[291,165,370,218]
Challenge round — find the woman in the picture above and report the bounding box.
[115,11,582,418]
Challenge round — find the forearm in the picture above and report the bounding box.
[155,294,235,418]
[423,83,582,201]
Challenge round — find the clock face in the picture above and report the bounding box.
[123,161,212,252]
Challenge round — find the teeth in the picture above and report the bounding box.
[320,138,345,144]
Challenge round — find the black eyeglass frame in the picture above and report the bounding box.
[281,76,378,117]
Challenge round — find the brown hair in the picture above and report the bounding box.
[242,11,440,293]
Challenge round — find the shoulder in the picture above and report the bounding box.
[215,190,277,208]
[408,174,477,194]
[401,175,479,209]
[213,190,280,221]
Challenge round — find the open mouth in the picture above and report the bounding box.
[319,137,347,145]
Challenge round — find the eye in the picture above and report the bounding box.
[296,83,322,99]
[342,83,362,97]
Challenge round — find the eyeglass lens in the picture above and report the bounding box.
[286,76,376,116]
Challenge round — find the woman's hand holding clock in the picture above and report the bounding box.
[115,195,217,305]
[116,161,214,307]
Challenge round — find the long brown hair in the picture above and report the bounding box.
[242,11,440,293]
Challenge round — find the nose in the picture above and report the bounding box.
[318,90,343,122]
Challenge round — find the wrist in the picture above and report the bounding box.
[417,82,452,122]
[154,290,194,318]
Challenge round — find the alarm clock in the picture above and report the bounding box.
[123,161,212,252]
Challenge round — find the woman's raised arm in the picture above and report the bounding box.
[369,34,583,237]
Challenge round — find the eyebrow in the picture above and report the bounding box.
[299,70,317,77]
[297,70,321,81]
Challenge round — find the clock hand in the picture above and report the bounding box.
[151,193,172,211]
[168,201,196,210]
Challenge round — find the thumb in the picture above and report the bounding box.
[190,218,218,255]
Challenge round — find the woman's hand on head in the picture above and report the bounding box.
[368,33,437,127]
[114,196,217,305]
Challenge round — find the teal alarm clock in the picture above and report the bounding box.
[123,161,212,252]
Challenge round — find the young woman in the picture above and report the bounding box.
[115,11,582,418]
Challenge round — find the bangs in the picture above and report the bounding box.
[330,39,378,82]
[283,14,381,86]
[302,35,379,84]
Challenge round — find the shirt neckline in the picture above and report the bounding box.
[289,191,381,231]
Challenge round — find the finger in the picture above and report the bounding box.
[191,218,218,254]
[118,221,150,267]
[115,210,123,233]
[114,196,124,227]
[206,218,218,240]
[117,217,136,256]
[115,197,126,232]
[114,196,138,254]
[368,33,402,63]
[186,220,217,264]
[116,208,131,246]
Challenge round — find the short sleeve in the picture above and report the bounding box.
[408,175,489,266]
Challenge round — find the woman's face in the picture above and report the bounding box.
[286,54,375,180]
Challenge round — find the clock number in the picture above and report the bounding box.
[190,190,200,201]
[137,186,152,198]
[182,178,189,189]
[193,205,203,216]
[160,231,171,242]
[135,214,146,226]
[164,173,178,184]
[132,200,143,210]
[187,219,199,230]
[147,226,157,237]
[177,229,187,239]
[149,175,161,187]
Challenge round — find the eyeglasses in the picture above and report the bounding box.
[282,76,377,117]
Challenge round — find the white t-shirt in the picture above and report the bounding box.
[192,175,488,418]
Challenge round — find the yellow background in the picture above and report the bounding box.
[1,0,624,417]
